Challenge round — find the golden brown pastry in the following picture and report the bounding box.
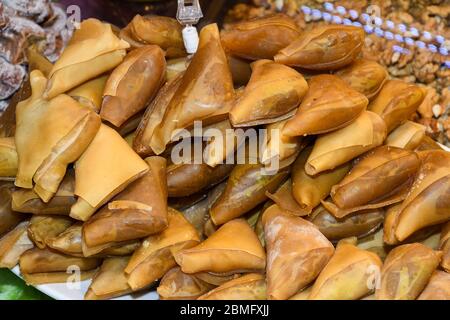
[263,205,334,300]
[229,60,308,127]
[335,59,388,101]
[27,215,73,249]
[12,170,75,215]
[368,80,425,133]
[265,180,309,216]
[376,243,442,300]
[193,271,241,286]
[157,267,214,300]
[125,208,200,291]
[68,75,108,112]
[0,137,17,178]
[100,45,166,127]
[120,15,186,58]
[198,273,266,300]
[45,19,129,98]
[275,25,364,70]
[418,271,450,300]
[221,14,301,60]
[149,23,235,155]
[210,163,288,225]
[0,221,34,268]
[15,70,101,202]
[309,238,382,300]
[305,111,387,175]
[282,75,368,137]
[82,156,168,248]
[392,150,450,241]
[46,223,83,257]
[0,182,26,237]
[440,222,450,272]
[385,120,426,150]
[70,124,149,221]
[85,257,133,300]
[292,146,351,214]
[323,146,420,218]
[174,219,266,274]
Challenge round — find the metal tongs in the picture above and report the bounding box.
[176,0,203,54]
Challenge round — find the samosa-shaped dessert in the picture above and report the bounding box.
[100,45,166,127]
[368,80,425,133]
[385,120,426,150]
[68,75,108,113]
[263,205,334,300]
[292,146,350,214]
[440,222,450,272]
[309,238,382,300]
[391,150,450,242]
[12,170,76,215]
[305,111,386,175]
[174,219,266,274]
[210,163,288,225]
[323,146,420,218]
[46,223,83,257]
[70,124,149,221]
[418,271,450,300]
[229,60,308,127]
[198,273,266,300]
[0,221,34,268]
[0,182,26,237]
[265,180,310,216]
[275,25,364,70]
[149,23,235,155]
[45,19,129,98]
[282,75,368,137]
[335,59,388,101]
[15,70,101,202]
[27,215,73,249]
[85,257,133,300]
[83,156,168,248]
[125,208,200,290]
[221,14,301,60]
[19,247,101,285]
[376,243,442,300]
[120,15,186,58]
[157,267,214,300]
[0,137,17,179]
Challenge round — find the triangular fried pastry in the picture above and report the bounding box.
[0,137,17,178]
[368,80,425,133]
[194,272,241,286]
[274,25,364,70]
[68,75,108,112]
[393,150,450,241]
[197,273,266,300]
[292,146,350,214]
[83,156,168,248]
[210,164,288,225]
[309,238,382,300]
[157,267,214,300]
[440,222,450,272]
[46,223,83,257]
[149,23,235,155]
[385,121,426,150]
[45,19,129,98]
[15,70,101,202]
[125,208,200,290]
[12,170,75,215]
[221,14,301,60]
[27,215,73,249]
[229,60,308,127]
[263,205,334,300]
[120,15,186,58]
[265,180,309,216]
[375,243,442,300]
[100,45,166,127]
[335,59,388,101]
[0,221,34,268]
[70,124,149,221]
[0,182,26,237]
[85,256,133,300]
[328,146,420,211]
[305,111,387,175]
[174,219,266,274]
[282,75,368,137]
[418,271,450,300]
